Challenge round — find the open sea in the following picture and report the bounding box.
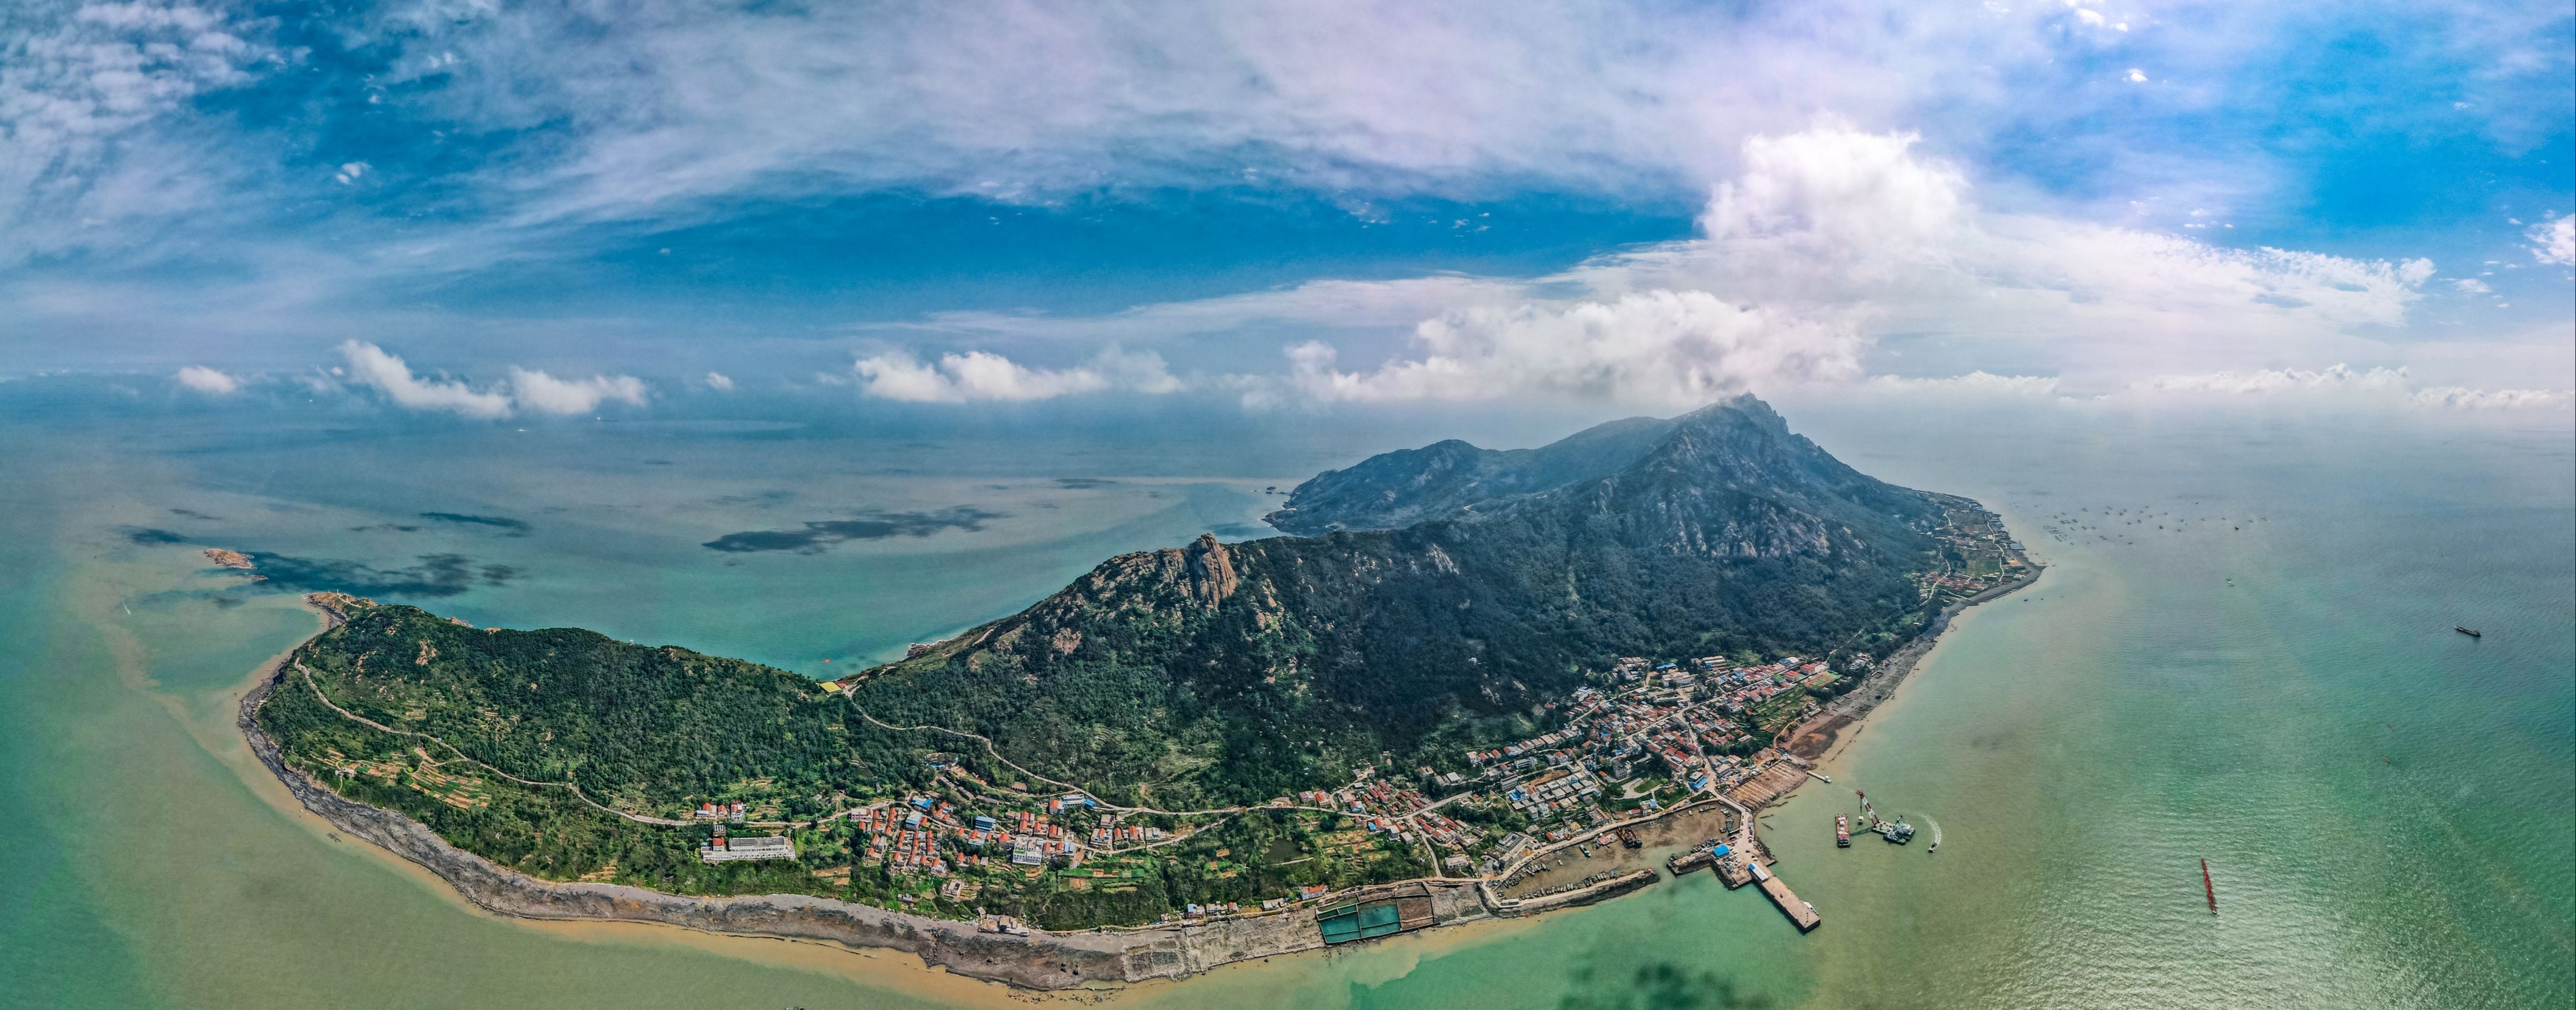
[2,385,2567,1009]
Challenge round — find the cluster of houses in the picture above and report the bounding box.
[1309,777,1438,841]
[691,648,1847,920]
[840,793,1117,875]
[1414,654,1846,872]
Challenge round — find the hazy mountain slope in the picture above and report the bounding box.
[1262,414,1678,534]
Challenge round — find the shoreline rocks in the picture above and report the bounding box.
[239,652,1491,991]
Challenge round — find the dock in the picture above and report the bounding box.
[1748,861,1820,932]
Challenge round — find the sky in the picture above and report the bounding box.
[3,0,2572,421]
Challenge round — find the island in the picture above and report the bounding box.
[239,395,2038,989]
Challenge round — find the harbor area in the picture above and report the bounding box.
[1496,801,1736,900]
[1748,861,1820,932]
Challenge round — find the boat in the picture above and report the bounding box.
[1881,819,1915,844]
[2202,858,2218,914]
[2455,626,2481,638]
[1617,826,1642,849]
[1835,815,1850,847]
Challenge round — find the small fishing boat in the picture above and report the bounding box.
[2454,626,2481,638]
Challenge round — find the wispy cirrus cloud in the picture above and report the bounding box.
[0,1,270,265]
[1,0,2566,415]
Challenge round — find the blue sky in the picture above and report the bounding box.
[3,0,2570,417]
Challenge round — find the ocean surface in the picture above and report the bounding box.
[1,388,2567,1009]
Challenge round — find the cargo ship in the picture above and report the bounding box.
[1835,815,1850,846]
[2455,626,2481,638]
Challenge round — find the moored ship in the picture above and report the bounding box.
[1836,815,1850,846]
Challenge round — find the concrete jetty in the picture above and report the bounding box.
[1748,862,1820,932]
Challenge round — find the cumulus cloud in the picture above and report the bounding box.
[853,347,1181,402]
[507,367,648,414]
[338,341,514,417]
[173,365,239,393]
[1235,124,2451,405]
[1286,290,1862,406]
[703,371,735,391]
[2451,278,2491,294]
[335,341,647,417]
[2533,215,2574,266]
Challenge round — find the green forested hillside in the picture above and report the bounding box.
[266,601,934,820]
[851,396,1954,809]
[256,395,1976,922]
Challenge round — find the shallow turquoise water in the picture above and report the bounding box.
[0,396,2565,1009]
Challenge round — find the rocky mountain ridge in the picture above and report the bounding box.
[853,396,1956,809]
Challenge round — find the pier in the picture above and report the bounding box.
[1748,862,1820,932]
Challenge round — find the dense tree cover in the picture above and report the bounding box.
[854,396,1954,808]
[256,395,1975,922]
[1264,413,1681,535]
[282,603,934,816]
[257,663,853,898]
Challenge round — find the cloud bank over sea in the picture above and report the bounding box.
[3,0,2568,420]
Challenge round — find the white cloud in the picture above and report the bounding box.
[907,124,2490,410]
[2532,215,2574,266]
[335,340,644,417]
[2134,363,2412,396]
[334,161,370,185]
[2451,278,2490,294]
[338,341,514,417]
[173,365,239,393]
[507,367,649,414]
[853,347,1181,402]
[1286,290,1862,406]
[1238,124,2445,404]
[703,371,735,391]
[2119,364,2569,410]
[1862,372,2065,398]
[2124,68,2148,83]
[0,2,269,265]
[2408,386,2571,410]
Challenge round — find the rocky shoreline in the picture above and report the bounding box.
[1786,550,2046,760]
[240,648,1511,991]
[237,550,2037,992]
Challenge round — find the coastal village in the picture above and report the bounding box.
[677,503,2032,942]
[249,489,2036,988]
